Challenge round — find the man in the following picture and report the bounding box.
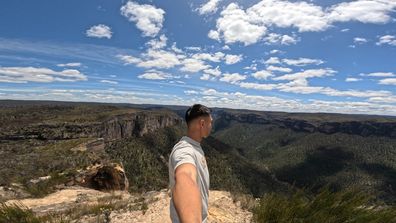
[168,104,213,223]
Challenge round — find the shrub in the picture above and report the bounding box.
[253,187,396,223]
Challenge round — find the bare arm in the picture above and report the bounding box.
[172,163,202,223]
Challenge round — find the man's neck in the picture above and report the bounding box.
[187,132,202,143]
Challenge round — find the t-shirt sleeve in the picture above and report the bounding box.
[171,146,196,172]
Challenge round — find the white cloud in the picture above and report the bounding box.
[86,24,112,39]
[222,45,231,50]
[200,73,211,80]
[57,62,82,67]
[171,43,183,53]
[269,49,283,54]
[180,58,210,73]
[204,66,222,77]
[192,52,225,62]
[136,49,181,69]
[225,54,243,64]
[248,0,329,32]
[212,3,267,45]
[239,82,278,90]
[368,96,396,104]
[360,72,396,77]
[274,68,336,81]
[345,77,362,82]
[138,70,172,80]
[282,58,324,66]
[220,73,246,84]
[198,0,222,15]
[376,35,396,46]
[0,66,87,83]
[211,0,396,45]
[264,33,299,45]
[185,46,202,51]
[244,63,257,71]
[379,78,396,85]
[146,34,167,49]
[353,37,368,44]
[264,57,281,64]
[184,90,199,95]
[117,54,142,64]
[327,0,396,24]
[120,1,165,37]
[266,65,292,73]
[208,30,221,41]
[100,80,118,84]
[252,70,273,80]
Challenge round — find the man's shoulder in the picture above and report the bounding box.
[172,138,194,153]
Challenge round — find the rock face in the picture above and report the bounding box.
[1,112,182,141]
[214,110,396,137]
[6,187,253,223]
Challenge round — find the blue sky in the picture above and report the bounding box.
[1,0,396,116]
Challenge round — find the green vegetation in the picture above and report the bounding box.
[214,122,396,204]
[253,187,396,223]
[2,101,396,222]
[105,124,185,192]
[0,202,41,223]
[0,138,104,198]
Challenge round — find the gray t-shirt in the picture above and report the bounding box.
[168,136,210,223]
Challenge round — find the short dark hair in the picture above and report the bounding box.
[185,104,211,125]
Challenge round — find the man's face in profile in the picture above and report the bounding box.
[201,115,213,138]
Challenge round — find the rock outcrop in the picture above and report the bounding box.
[6,187,253,223]
[67,163,129,191]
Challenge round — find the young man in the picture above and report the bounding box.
[168,104,213,223]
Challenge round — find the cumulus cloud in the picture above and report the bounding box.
[138,70,172,80]
[121,1,165,37]
[353,37,368,44]
[117,55,142,64]
[376,35,396,46]
[379,78,396,85]
[192,52,225,62]
[146,34,167,49]
[180,58,210,73]
[225,54,243,64]
[0,66,87,83]
[220,73,246,83]
[204,66,222,77]
[210,0,396,45]
[252,70,273,80]
[118,49,181,69]
[273,68,336,81]
[264,33,299,45]
[327,0,396,24]
[198,0,222,15]
[264,57,281,64]
[86,24,112,39]
[266,65,292,73]
[239,82,277,90]
[212,3,267,45]
[200,73,211,80]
